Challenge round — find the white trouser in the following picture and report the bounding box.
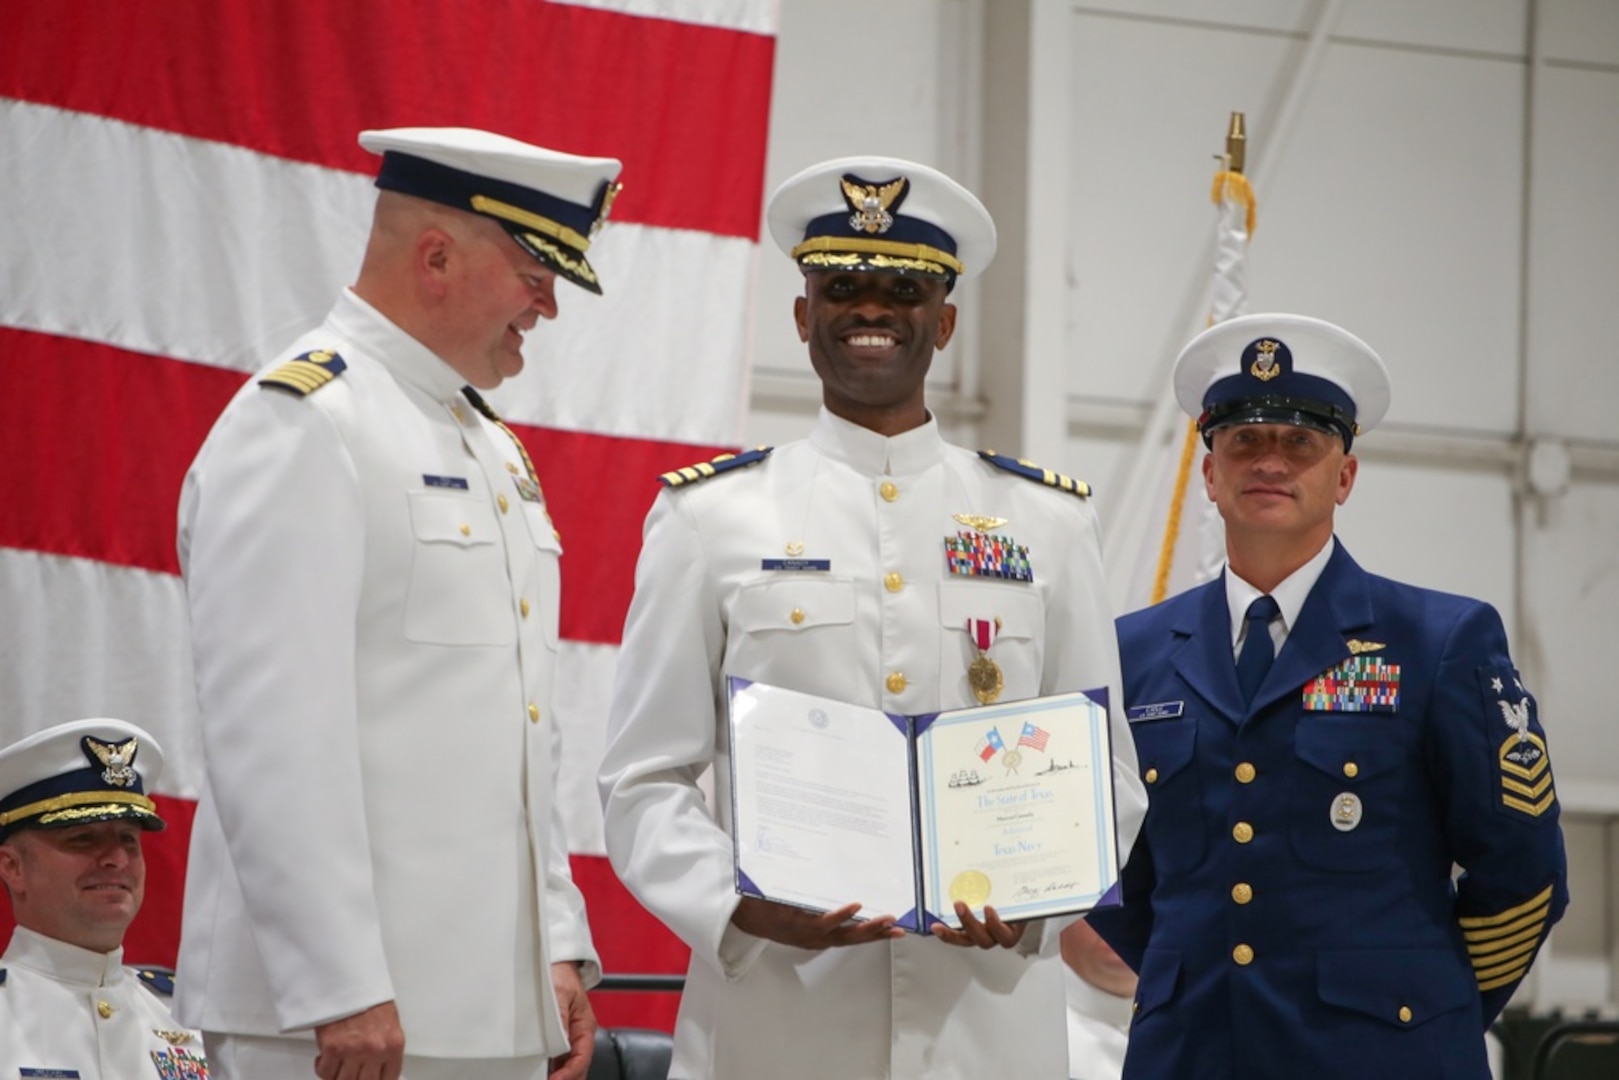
[203,1032,549,1080]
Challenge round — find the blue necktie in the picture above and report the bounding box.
[1236,595,1280,706]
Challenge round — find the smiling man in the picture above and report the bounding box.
[1089,314,1569,1080]
[0,718,207,1078]
[599,156,1146,1080]
[176,128,621,1080]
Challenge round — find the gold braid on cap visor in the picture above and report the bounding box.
[791,235,964,276]
[0,790,159,827]
[470,195,593,255]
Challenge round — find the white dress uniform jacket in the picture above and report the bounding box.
[600,409,1147,1080]
[175,289,598,1057]
[1065,966,1131,1080]
[0,927,208,1078]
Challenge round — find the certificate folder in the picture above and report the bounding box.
[726,677,1121,933]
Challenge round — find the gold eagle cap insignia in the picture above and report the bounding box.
[840,175,908,235]
[953,513,1009,533]
[1345,639,1386,655]
[85,736,139,787]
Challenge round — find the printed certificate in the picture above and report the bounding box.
[727,677,1120,932]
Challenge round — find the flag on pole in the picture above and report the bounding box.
[1112,113,1257,612]
[0,0,777,1032]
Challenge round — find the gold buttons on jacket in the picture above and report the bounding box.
[790,608,805,625]
[1232,883,1253,905]
[1144,768,1159,784]
[1232,822,1254,843]
[879,481,899,502]
[1232,944,1254,966]
[520,598,531,618]
[1343,762,1359,778]
[528,702,540,723]
[459,523,471,536]
[1235,762,1256,783]
[498,494,509,513]
[97,1000,115,1018]
[883,572,904,593]
[886,672,907,694]
[1398,1005,1413,1023]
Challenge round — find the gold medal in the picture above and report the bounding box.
[949,869,993,907]
[968,654,1003,705]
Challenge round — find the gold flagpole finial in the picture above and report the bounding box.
[1225,111,1247,174]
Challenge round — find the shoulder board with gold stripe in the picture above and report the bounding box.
[259,349,347,397]
[134,966,177,996]
[978,451,1091,498]
[659,447,773,488]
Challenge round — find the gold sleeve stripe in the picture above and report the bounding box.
[1462,906,1550,943]
[1457,885,1555,929]
[1478,967,1531,992]
[1502,790,1556,816]
[1474,947,1540,982]
[1503,773,1554,799]
[1466,922,1546,957]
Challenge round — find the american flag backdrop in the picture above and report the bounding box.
[0,0,778,1031]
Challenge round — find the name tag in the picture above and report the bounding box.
[1127,701,1184,722]
[423,474,470,490]
[22,1070,83,1078]
[760,559,831,572]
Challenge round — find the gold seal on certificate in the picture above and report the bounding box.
[950,869,993,907]
[968,653,1003,705]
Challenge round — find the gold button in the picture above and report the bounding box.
[527,702,540,723]
[520,598,531,618]
[1398,1005,1412,1023]
[97,1000,114,1018]
[1232,944,1254,966]
[1144,767,1159,784]
[1232,882,1253,905]
[1235,762,1256,783]
[1233,821,1254,843]
[507,462,520,474]
[1343,762,1359,778]
[498,494,509,513]
[886,672,907,694]
[451,405,466,423]
[790,608,805,625]
[458,523,471,537]
[884,572,904,593]
[880,481,899,502]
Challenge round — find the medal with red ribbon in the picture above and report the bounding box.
[966,617,1004,705]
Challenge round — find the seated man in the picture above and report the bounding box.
[0,718,207,1078]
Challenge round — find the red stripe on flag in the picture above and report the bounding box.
[0,0,774,239]
[0,804,688,1036]
[0,329,729,645]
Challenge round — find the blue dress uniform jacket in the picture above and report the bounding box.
[1091,541,1568,1080]
[0,928,208,1078]
[175,289,598,1057]
[600,409,1147,1080]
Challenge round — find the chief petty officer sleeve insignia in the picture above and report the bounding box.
[259,348,347,396]
[1458,883,1556,992]
[977,451,1091,498]
[659,447,773,488]
[1480,666,1555,818]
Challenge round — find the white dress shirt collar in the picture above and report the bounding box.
[3,925,126,989]
[807,407,945,477]
[1224,535,1336,651]
[328,288,469,403]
